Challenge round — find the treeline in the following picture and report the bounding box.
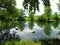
[25,12,60,22]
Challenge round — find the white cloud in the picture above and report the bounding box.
[16,0,24,9]
[50,0,59,14]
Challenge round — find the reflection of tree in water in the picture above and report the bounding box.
[37,22,45,27]
[51,22,59,29]
[18,21,25,31]
[0,20,19,31]
[28,21,34,30]
[44,22,51,36]
[8,21,18,28]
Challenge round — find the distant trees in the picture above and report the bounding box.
[53,12,58,21]
[57,0,60,11]
[18,9,25,20]
[44,7,51,21]
[29,11,34,21]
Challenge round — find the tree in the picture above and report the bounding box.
[23,0,50,13]
[42,0,50,7]
[44,7,51,21]
[23,0,39,13]
[57,0,60,11]
[18,21,25,31]
[53,12,58,21]
[29,11,34,21]
[57,0,60,14]
[0,0,16,13]
[18,9,25,20]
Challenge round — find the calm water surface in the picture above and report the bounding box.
[0,21,60,44]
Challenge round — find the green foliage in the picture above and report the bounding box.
[42,0,50,7]
[44,7,51,21]
[57,0,60,11]
[23,0,39,13]
[18,9,25,20]
[18,21,25,31]
[23,0,51,13]
[38,15,45,21]
[44,7,51,16]
[29,11,34,21]
[0,0,16,13]
[44,22,51,36]
[28,21,34,30]
[0,0,25,21]
[0,7,25,20]
[53,12,58,21]
[37,21,44,27]
[0,9,7,20]
[4,40,41,45]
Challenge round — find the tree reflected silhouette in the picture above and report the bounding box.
[18,21,25,31]
[28,21,34,30]
[43,22,51,36]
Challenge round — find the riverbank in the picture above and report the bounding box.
[2,40,41,45]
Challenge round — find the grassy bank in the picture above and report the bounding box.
[3,40,41,45]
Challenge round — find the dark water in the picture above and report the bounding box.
[0,21,60,45]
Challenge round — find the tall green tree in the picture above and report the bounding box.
[44,7,51,21]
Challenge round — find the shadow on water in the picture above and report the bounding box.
[0,20,60,45]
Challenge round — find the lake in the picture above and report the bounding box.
[0,21,60,45]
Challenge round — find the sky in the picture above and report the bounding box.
[16,0,59,15]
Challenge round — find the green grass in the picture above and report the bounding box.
[4,40,41,45]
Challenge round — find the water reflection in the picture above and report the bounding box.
[0,21,60,45]
[51,21,59,29]
[28,21,34,30]
[44,22,51,36]
[18,21,25,31]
